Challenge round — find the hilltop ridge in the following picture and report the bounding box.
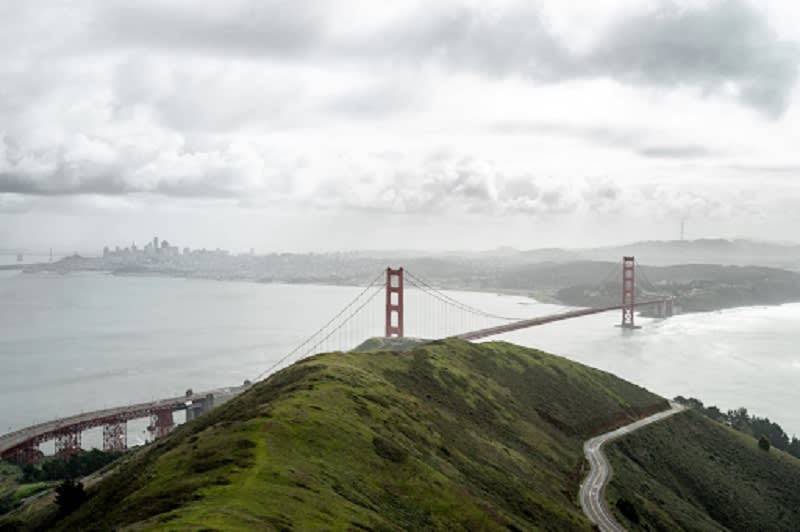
[5,338,800,530]
[15,339,667,531]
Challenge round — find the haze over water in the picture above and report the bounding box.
[2,271,799,440]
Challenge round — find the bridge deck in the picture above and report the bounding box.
[455,300,666,341]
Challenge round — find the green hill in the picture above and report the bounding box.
[14,339,667,531]
[605,410,800,531]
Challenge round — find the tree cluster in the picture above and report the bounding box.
[21,449,122,483]
[675,396,800,458]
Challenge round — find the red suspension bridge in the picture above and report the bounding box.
[1,256,673,464]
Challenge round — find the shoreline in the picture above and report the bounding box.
[15,267,800,316]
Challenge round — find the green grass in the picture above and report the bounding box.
[0,463,20,500]
[20,338,668,531]
[605,410,800,531]
[11,484,51,504]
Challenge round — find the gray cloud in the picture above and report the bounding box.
[0,170,243,199]
[92,1,329,58]
[585,1,798,117]
[343,1,798,116]
[727,163,800,174]
[326,81,426,117]
[582,179,624,215]
[368,3,571,80]
[493,121,718,159]
[0,173,129,196]
[635,145,715,159]
[0,135,272,199]
[302,154,584,217]
[0,0,795,210]
[60,0,799,118]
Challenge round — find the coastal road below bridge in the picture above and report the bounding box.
[580,402,686,531]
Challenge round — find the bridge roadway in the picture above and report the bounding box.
[455,300,668,341]
[0,384,250,459]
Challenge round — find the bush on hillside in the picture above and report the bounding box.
[616,498,640,524]
[759,435,771,452]
[54,479,87,515]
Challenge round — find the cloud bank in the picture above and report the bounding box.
[0,0,798,249]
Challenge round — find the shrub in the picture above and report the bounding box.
[55,479,87,515]
[616,498,640,524]
[372,436,408,464]
[759,435,771,452]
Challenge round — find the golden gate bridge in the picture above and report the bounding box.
[1,256,674,464]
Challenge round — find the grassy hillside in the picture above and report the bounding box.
[605,410,800,531]
[12,338,667,531]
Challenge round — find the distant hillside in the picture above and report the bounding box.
[593,239,800,269]
[606,410,800,531]
[12,339,667,531]
[488,239,800,269]
[530,262,800,313]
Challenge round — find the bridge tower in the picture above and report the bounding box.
[2,442,40,465]
[621,256,637,329]
[54,428,81,458]
[385,267,404,338]
[103,420,127,452]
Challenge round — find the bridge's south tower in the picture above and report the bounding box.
[385,268,404,337]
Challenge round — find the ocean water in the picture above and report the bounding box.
[1,270,799,441]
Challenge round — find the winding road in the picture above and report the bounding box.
[579,402,685,531]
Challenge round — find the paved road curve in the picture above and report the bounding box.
[579,402,685,531]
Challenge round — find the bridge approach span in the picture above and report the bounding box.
[0,384,249,461]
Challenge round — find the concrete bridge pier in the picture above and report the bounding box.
[654,299,675,318]
[185,394,215,422]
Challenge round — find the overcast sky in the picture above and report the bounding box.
[1,0,800,253]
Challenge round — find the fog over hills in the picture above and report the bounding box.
[345,238,800,269]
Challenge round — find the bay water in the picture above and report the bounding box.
[1,270,798,445]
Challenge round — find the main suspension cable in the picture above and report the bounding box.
[405,269,521,321]
[254,271,384,381]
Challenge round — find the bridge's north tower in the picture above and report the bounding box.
[385,268,404,337]
[621,256,637,329]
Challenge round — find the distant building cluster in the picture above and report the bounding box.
[100,237,241,272]
[39,238,379,284]
[103,236,183,259]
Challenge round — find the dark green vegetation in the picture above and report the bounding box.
[0,450,122,519]
[351,336,431,352]
[10,339,667,531]
[0,461,54,521]
[19,450,122,484]
[53,480,86,516]
[606,410,800,531]
[675,396,800,460]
